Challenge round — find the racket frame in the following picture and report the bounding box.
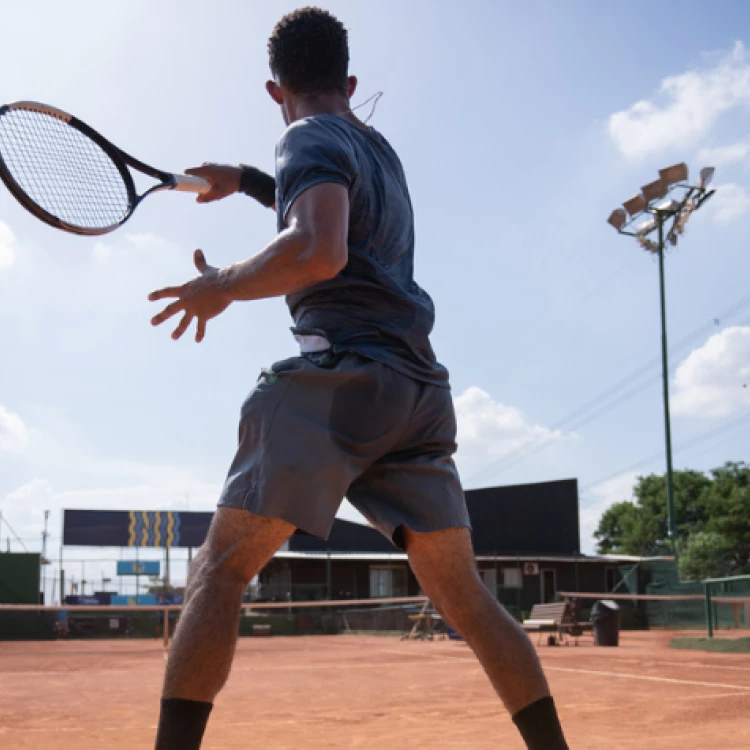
[0,101,208,236]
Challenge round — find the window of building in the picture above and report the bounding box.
[480,568,497,595]
[502,567,523,589]
[369,566,407,598]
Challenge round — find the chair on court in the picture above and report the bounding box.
[401,600,448,641]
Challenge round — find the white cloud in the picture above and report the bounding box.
[90,231,174,265]
[608,42,750,159]
[0,220,17,270]
[709,182,750,223]
[698,137,750,168]
[124,232,170,250]
[92,241,113,263]
[0,403,29,452]
[454,386,563,471]
[579,472,639,554]
[672,326,750,417]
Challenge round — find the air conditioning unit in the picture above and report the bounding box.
[523,562,539,576]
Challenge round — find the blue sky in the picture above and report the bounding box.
[2,0,750,598]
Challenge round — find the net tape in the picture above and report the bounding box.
[0,109,130,229]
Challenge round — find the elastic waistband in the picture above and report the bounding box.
[294,333,331,353]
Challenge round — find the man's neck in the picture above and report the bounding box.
[290,94,365,129]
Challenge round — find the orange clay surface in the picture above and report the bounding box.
[2,630,750,749]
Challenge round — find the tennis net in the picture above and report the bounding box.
[0,596,429,644]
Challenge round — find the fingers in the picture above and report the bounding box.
[151,299,185,326]
[185,165,211,176]
[148,286,182,302]
[194,249,208,273]
[171,312,194,340]
[196,318,206,343]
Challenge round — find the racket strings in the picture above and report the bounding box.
[0,108,131,230]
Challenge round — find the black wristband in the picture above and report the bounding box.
[239,165,276,208]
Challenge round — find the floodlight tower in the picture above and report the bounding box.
[606,164,716,550]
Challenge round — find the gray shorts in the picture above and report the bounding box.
[217,350,470,549]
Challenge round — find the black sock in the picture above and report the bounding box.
[512,696,569,750]
[155,698,213,750]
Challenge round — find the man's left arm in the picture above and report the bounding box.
[148,182,349,342]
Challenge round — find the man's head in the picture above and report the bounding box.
[266,7,357,123]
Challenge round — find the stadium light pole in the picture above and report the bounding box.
[606,164,716,552]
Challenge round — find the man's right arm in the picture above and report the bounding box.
[184,163,276,210]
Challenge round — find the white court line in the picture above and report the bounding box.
[624,658,750,673]
[3,657,478,677]
[546,665,750,691]
[377,647,469,660]
[233,658,477,672]
[561,690,750,709]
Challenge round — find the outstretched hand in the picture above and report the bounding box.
[185,163,242,204]
[148,250,232,342]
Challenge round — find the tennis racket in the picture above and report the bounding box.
[0,101,210,236]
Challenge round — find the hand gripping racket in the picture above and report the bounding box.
[0,101,210,236]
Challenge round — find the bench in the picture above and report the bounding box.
[523,603,567,645]
[523,602,592,646]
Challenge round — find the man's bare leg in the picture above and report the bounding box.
[404,526,569,749]
[154,508,294,749]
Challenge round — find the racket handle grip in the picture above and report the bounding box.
[172,174,211,194]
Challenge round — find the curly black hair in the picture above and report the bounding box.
[268,7,349,96]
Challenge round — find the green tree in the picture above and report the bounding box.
[594,469,712,555]
[594,463,750,575]
[704,462,750,574]
[677,531,734,581]
[593,501,640,554]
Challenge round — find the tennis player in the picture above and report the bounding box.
[150,8,569,749]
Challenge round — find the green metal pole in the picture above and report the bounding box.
[657,214,677,550]
[704,583,713,639]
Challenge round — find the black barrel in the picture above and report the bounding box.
[591,599,620,646]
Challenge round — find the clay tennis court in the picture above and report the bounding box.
[2,631,750,749]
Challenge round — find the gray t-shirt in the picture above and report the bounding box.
[275,114,448,387]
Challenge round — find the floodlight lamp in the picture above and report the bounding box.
[641,178,667,202]
[698,167,715,189]
[659,163,688,186]
[637,218,657,235]
[655,199,680,213]
[607,208,627,231]
[623,194,647,216]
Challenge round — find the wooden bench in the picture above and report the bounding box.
[523,602,593,646]
[523,603,568,645]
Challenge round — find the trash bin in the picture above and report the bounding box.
[591,599,620,646]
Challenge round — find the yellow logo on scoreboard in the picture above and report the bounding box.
[127,511,181,547]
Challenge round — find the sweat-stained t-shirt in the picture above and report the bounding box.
[274,114,449,387]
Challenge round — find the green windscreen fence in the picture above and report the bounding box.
[643,562,750,629]
[0,553,41,604]
[560,562,750,630]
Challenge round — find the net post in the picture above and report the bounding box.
[704,583,713,639]
[326,550,332,601]
[163,606,170,649]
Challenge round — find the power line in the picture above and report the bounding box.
[578,408,750,501]
[464,295,750,485]
[0,513,29,552]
